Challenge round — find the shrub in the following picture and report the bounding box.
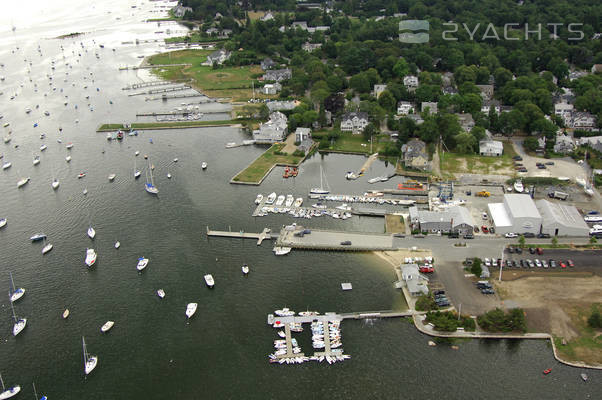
[470,258,482,277]
[415,294,438,312]
[588,309,602,329]
[292,149,305,157]
[477,308,527,332]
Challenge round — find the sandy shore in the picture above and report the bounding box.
[373,249,432,269]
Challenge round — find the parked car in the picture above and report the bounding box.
[536,247,543,255]
[466,190,472,196]
[559,261,567,269]
[587,211,600,215]
[489,227,495,234]
[567,259,574,267]
[481,289,495,295]
[549,260,557,268]
[545,161,554,165]
[505,232,518,238]
[433,290,445,295]
[437,301,450,307]
[419,265,434,273]
[340,241,352,245]
[464,233,474,239]
[484,258,491,267]
[542,260,548,268]
[529,247,536,254]
[482,226,489,234]
[474,226,480,233]
[393,233,405,238]
[491,259,498,267]
[524,232,535,238]
[537,233,551,238]
[520,259,525,267]
[508,246,515,253]
[527,259,535,268]
[512,260,518,268]
[516,247,523,254]
[513,156,523,161]
[449,232,459,238]
[534,259,542,267]
[482,212,488,220]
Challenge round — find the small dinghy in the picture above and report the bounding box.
[100,321,114,333]
[62,309,70,319]
[242,264,249,275]
[157,289,165,299]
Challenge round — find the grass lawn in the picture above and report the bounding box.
[316,130,394,155]
[147,50,263,100]
[97,120,236,131]
[385,215,405,233]
[554,303,602,366]
[440,141,516,175]
[232,144,303,184]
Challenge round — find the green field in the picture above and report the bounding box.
[440,141,517,176]
[232,144,303,184]
[165,34,227,44]
[554,303,602,366]
[313,130,395,155]
[97,120,236,132]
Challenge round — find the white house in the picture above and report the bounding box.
[571,112,597,130]
[373,84,387,98]
[263,83,282,95]
[340,112,369,134]
[403,75,419,89]
[397,101,414,116]
[479,140,504,156]
[421,102,438,114]
[295,127,311,142]
[400,264,429,296]
[302,42,322,52]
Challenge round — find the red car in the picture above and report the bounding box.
[419,265,434,273]
[559,261,567,269]
[567,259,574,267]
[481,226,489,233]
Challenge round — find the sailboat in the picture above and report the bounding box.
[41,238,53,255]
[10,299,26,336]
[186,303,197,318]
[32,382,47,400]
[85,248,97,267]
[134,158,141,179]
[33,155,40,166]
[310,165,329,194]
[144,159,158,194]
[87,226,95,239]
[51,164,59,190]
[82,337,98,375]
[8,272,25,302]
[0,373,20,399]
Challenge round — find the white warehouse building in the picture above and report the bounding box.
[488,194,542,235]
[536,199,589,237]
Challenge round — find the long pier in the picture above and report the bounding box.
[146,93,206,101]
[123,81,189,90]
[119,63,192,70]
[206,227,275,245]
[129,85,191,96]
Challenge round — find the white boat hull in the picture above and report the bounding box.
[85,356,98,375]
[186,303,198,318]
[0,386,21,399]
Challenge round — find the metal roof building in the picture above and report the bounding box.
[488,194,542,235]
[408,206,474,235]
[536,199,589,236]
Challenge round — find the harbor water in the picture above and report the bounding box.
[0,1,600,399]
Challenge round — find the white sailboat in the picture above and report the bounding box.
[145,159,158,194]
[51,164,59,190]
[82,336,98,375]
[0,373,20,399]
[87,226,95,239]
[0,218,6,229]
[85,248,97,267]
[8,272,25,302]
[114,241,120,249]
[10,299,26,336]
[310,165,329,194]
[513,180,524,193]
[134,158,141,179]
[33,155,40,165]
[17,177,30,188]
[201,162,207,169]
[41,238,53,255]
[186,303,197,318]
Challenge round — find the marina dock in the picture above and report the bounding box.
[118,63,192,70]
[128,85,192,96]
[122,80,190,90]
[206,227,275,245]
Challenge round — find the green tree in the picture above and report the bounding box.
[377,90,396,112]
[392,59,410,79]
[518,235,525,248]
[470,258,483,277]
[523,136,539,152]
[362,122,377,141]
[349,73,370,93]
[589,236,597,245]
[454,132,477,154]
[587,309,602,328]
[551,236,559,248]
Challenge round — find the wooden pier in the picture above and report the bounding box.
[119,63,192,70]
[146,93,206,101]
[206,226,275,245]
[122,80,190,90]
[129,85,192,96]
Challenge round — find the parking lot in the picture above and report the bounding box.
[487,248,601,275]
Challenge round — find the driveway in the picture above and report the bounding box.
[512,139,587,180]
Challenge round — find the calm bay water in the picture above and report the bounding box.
[0,1,600,399]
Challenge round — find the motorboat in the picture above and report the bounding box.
[285,195,294,207]
[42,243,53,254]
[255,194,264,204]
[0,218,6,229]
[33,155,40,165]
[66,155,71,162]
[62,309,70,319]
[135,151,140,156]
[173,158,178,163]
[293,198,303,207]
[581,373,588,381]
[78,172,86,178]
[82,337,98,375]
[66,142,73,149]
[17,177,30,188]
[2,162,11,170]
[201,162,207,169]
[275,195,285,206]
[242,264,249,275]
[167,173,172,179]
[100,321,114,333]
[345,171,357,180]
[266,192,277,205]
[40,144,47,151]
[114,241,120,249]
[87,227,96,239]
[0,374,20,400]
[513,180,524,193]
[9,272,25,302]
[368,177,383,184]
[30,234,46,242]
[157,289,165,299]
[584,215,602,223]
[204,274,215,288]
[275,308,295,317]
[136,257,149,271]
[3,136,11,144]
[273,247,291,256]
[186,303,198,318]
[52,179,59,190]
[83,188,88,195]
[108,174,116,181]
[543,368,552,375]
[85,248,97,267]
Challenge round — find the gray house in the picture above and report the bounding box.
[421,102,438,114]
[408,206,474,235]
[479,139,504,156]
[260,58,276,70]
[203,49,231,66]
[400,264,429,296]
[263,68,292,82]
[402,138,430,171]
[252,112,288,143]
[340,112,369,134]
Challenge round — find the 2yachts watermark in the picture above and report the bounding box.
[399,20,586,43]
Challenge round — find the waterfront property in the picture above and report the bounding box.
[252,112,288,143]
[231,143,303,184]
[399,264,429,296]
[408,206,475,235]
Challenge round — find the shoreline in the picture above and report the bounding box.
[372,250,602,370]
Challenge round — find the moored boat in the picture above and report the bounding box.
[87,226,95,239]
[62,309,70,319]
[82,336,98,375]
[157,289,165,299]
[9,272,25,303]
[10,301,26,337]
[42,243,53,254]
[85,248,97,267]
[255,194,264,204]
[0,218,6,229]
[242,264,249,275]
[77,172,86,178]
[30,234,46,242]
[581,373,588,381]
[201,162,207,169]
[265,192,277,204]
[100,321,114,333]
[33,155,40,165]
[273,247,291,256]
[2,162,11,170]
[17,177,30,188]
[136,257,149,271]
[114,241,120,249]
[204,274,215,288]
[186,303,197,318]
[108,173,116,181]
[0,374,20,400]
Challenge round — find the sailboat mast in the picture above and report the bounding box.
[33,382,38,399]
[0,372,5,391]
[10,297,17,322]
[149,160,155,186]
[320,165,323,190]
[82,337,87,363]
[9,272,15,293]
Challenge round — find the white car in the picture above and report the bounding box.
[484,258,491,267]
[482,212,488,220]
[504,232,518,238]
[534,259,542,268]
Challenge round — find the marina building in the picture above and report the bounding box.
[400,264,429,296]
[488,194,541,235]
[408,206,474,235]
[536,200,589,237]
[253,112,288,143]
[479,139,504,156]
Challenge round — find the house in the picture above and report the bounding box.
[172,5,193,18]
[481,99,501,115]
[260,58,276,71]
[553,133,576,154]
[261,11,274,21]
[479,139,504,156]
[203,49,231,66]
[263,82,282,95]
[302,42,322,52]
[295,127,311,143]
[476,84,494,99]
[408,206,475,235]
[205,27,219,35]
[400,264,429,296]
[397,101,414,116]
[456,113,475,132]
[403,75,419,90]
[569,70,589,81]
[570,112,597,131]
[443,86,458,95]
[266,100,297,112]
[421,102,438,114]
[263,68,292,82]
[591,64,602,74]
[340,112,369,134]
[577,136,602,152]
[252,112,288,143]
[402,138,430,171]
[554,101,574,123]
[291,21,308,30]
[373,84,387,98]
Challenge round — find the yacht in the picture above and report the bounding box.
[201,162,207,169]
[136,257,149,271]
[85,248,97,267]
[255,194,264,204]
[33,155,40,165]
[108,174,116,181]
[51,179,59,190]
[242,264,249,275]
[156,289,165,299]
[275,195,285,206]
[204,274,215,288]
[0,374,20,400]
[17,177,30,188]
[9,272,25,302]
[2,162,11,170]
[145,159,159,194]
[265,192,277,205]
[100,321,114,333]
[273,247,291,256]
[30,234,47,242]
[0,218,6,229]
[285,195,294,207]
[82,337,98,375]
[186,303,197,318]
[87,227,95,239]
[513,180,524,193]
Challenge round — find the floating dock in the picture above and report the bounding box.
[206,227,275,245]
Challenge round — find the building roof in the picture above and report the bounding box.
[449,206,474,227]
[480,140,504,152]
[536,200,589,230]
[488,203,512,228]
[504,194,541,220]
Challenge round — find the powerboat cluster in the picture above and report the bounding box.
[309,193,416,206]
